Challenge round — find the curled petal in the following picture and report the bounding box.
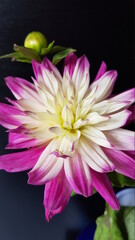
[44,167,72,221]
[90,169,120,210]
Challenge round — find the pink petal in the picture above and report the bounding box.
[104,128,134,150]
[6,132,43,149]
[0,146,45,172]
[94,61,107,81]
[28,155,63,185]
[41,57,62,81]
[0,103,24,129]
[64,53,77,79]
[64,152,93,197]
[32,58,62,85]
[0,102,23,115]
[5,76,40,101]
[44,167,72,221]
[102,148,135,179]
[89,70,117,102]
[28,140,64,185]
[111,88,135,104]
[32,60,42,81]
[90,169,120,210]
[72,55,90,89]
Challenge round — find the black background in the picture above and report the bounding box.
[0,1,134,240]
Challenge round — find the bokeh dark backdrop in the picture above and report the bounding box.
[0,1,134,240]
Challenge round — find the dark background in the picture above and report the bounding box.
[0,0,134,240]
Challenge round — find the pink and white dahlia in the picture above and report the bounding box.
[0,53,135,221]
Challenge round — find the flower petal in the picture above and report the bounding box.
[71,55,90,101]
[41,57,62,82]
[90,169,120,210]
[28,140,63,185]
[64,151,93,197]
[6,132,43,149]
[89,70,117,102]
[0,103,25,129]
[111,88,135,103]
[82,126,112,148]
[104,128,135,150]
[103,148,135,179]
[32,58,62,96]
[44,167,72,221]
[86,112,110,125]
[64,53,77,79]
[92,100,132,115]
[5,76,40,101]
[94,61,107,81]
[17,98,46,112]
[79,137,115,172]
[95,110,131,131]
[0,146,44,172]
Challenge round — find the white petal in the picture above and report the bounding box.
[79,137,115,172]
[62,105,74,124]
[85,112,110,124]
[92,100,132,115]
[82,126,112,148]
[104,128,135,150]
[17,98,46,112]
[95,110,131,131]
[88,70,117,102]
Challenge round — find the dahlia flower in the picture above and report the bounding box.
[0,53,134,221]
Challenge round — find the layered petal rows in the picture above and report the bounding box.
[0,53,134,221]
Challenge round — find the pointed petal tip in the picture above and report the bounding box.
[45,208,54,222]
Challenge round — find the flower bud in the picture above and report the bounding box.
[24,31,48,54]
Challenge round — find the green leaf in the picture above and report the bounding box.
[40,41,55,55]
[0,45,41,63]
[108,172,135,188]
[13,44,41,62]
[49,45,66,54]
[117,207,135,240]
[52,48,76,65]
[0,52,21,60]
[94,204,123,240]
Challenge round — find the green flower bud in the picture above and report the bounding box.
[24,31,48,54]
